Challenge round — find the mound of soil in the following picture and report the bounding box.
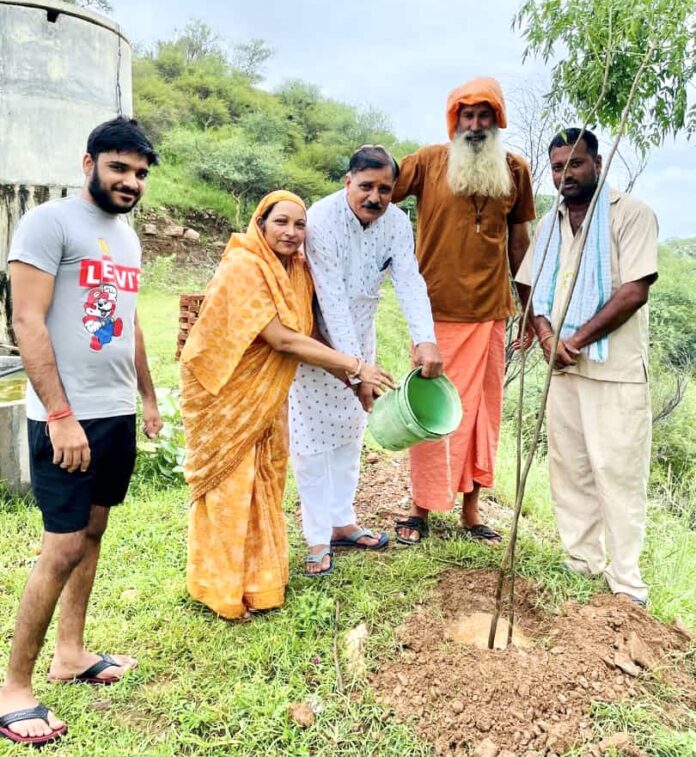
[372,570,695,756]
[349,452,695,756]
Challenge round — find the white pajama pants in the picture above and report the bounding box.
[547,372,651,601]
[291,440,362,547]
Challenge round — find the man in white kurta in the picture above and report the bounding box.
[289,146,440,573]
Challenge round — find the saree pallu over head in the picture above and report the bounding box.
[180,190,313,501]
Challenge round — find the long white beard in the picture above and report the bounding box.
[446,128,512,198]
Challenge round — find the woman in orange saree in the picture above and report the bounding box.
[180,191,393,618]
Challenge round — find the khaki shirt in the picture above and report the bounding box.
[516,190,658,383]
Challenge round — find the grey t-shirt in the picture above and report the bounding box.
[8,195,142,421]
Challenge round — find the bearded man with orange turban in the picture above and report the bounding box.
[392,77,535,545]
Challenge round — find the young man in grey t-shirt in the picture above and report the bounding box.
[0,118,161,746]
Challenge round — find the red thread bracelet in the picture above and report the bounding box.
[47,407,73,423]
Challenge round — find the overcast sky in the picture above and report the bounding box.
[111,0,696,240]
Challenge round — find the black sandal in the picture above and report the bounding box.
[462,523,502,544]
[395,516,429,545]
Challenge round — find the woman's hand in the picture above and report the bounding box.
[358,363,396,391]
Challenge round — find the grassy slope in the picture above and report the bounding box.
[141,163,239,225]
[0,278,693,757]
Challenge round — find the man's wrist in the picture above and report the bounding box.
[47,407,73,423]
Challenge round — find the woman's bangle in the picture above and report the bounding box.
[538,332,554,345]
[47,407,73,423]
[347,356,364,379]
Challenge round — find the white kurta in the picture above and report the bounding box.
[289,189,436,456]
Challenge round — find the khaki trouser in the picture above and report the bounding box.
[547,372,651,601]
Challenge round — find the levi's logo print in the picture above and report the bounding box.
[78,238,140,352]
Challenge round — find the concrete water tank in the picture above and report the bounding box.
[0,0,133,345]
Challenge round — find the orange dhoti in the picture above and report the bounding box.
[409,320,505,511]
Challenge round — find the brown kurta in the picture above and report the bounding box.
[392,144,535,323]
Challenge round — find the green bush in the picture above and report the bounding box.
[135,389,185,484]
[651,376,695,488]
[651,242,696,368]
[160,128,284,199]
[279,162,336,205]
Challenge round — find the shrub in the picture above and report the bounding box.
[135,389,185,484]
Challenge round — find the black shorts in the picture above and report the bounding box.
[28,414,136,534]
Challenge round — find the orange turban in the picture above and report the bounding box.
[445,77,507,139]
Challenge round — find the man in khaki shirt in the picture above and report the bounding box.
[516,128,658,605]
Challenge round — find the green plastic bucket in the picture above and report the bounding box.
[368,368,463,451]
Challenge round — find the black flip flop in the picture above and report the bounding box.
[0,704,67,745]
[48,653,133,685]
[305,547,334,577]
[462,523,502,544]
[394,516,429,546]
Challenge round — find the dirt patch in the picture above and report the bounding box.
[136,208,229,272]
[348,450,509,539]
[372,569,695,756]
[445,611,533,651]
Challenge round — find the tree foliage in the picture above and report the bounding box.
[514,0,696,152]
[133,24,414,211]
[63,0,113,12]
[232,38,274,84]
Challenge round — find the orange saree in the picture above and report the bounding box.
[180,191,313,618]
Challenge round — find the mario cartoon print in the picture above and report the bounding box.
[82,282,123,351]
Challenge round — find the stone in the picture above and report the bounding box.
[183,228,200,241]
[288,702,314,728]
[627,632,657,669]
[213,240,227,248]
[498,751,518,757]
[451,700,465,714]
[163,224,185,237]
[142,223,157,235]
[120,589,138,602]
[598,732,631,753]
[475,717,492,733]
[343,623,369,677]
[473,738,499,757]
[613,651,642,677]
[365,451,380,464]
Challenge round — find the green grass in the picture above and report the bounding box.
[0,286,694,756]
[141,162,240,225]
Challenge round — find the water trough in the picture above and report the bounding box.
[0,355,30,496]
